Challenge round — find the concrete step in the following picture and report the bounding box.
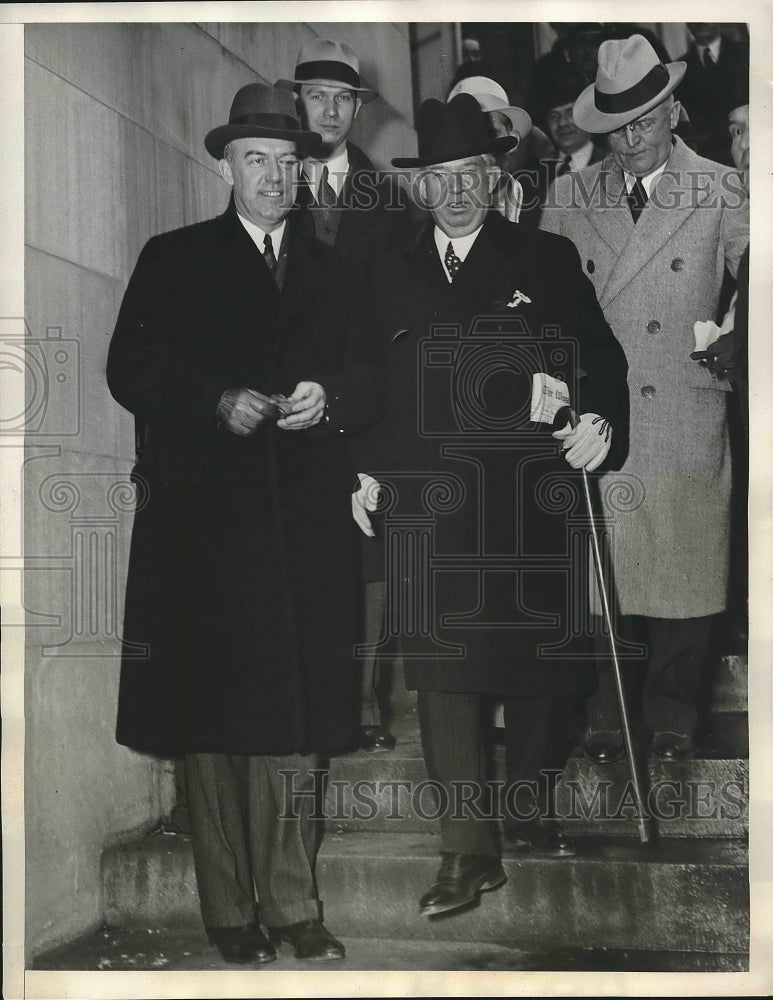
[707,653,748,713]
[102,830,748,954]
[320,711,747,839]
[32,924,749,972]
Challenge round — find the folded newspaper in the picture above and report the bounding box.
[530,372,571,425]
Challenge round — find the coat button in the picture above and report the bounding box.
[647,320,661,334]
[587,259,595,273]
[671,258,685,271]
[641,385,656,398]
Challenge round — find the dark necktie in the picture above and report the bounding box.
[318,165,337,209]
[556,154,572,177]
[702,46,716,68]
[444,241,462,281]
[263,233,277,278]
[627,177,648,224]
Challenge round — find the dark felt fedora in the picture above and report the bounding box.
[205,83,322,160]
[392,93,519,168]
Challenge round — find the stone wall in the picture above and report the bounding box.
[23,20,415,961]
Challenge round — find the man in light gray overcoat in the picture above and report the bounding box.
[541,34,749,763]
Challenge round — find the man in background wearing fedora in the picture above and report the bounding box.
[355,93,629,917]
[108,83,384,964]
[519,63,605,226]
[446,75,538,224]
[541,35,748,765]
[277,39,411,755]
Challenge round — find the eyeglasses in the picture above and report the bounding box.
[608,116,660,140]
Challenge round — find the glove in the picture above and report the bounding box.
[552,412,612,472]
[691,332,735,380]
[352,473,381,537]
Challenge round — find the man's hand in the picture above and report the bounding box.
[691,331,735,380]
[216,388,276,436]
[276,381,327,430]
[552,412,612,472]
[352,473,381,537]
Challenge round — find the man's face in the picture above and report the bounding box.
[297,84,361,159]
[546,101,591,155]
[606,99,680,177]
[729,104,749,185]
[219,137,300,231]
[419,156,499,238]
[687,23,721,46]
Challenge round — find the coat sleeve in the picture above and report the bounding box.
[719,172,749,279]
[556,236,630,471]
[106,234,232,425]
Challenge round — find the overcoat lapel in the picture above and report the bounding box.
[216,201,282,311]
[599,140,707,309]
[574,158,634,274]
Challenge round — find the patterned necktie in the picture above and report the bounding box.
[627,177,648,224]
[318,165,337,208]
[263,233,277,277]
[444,241,462,281]
[556,154,572,177]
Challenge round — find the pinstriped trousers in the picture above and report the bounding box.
[184,753,323,930]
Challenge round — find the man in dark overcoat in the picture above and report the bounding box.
[356,94,629,918]
[107,84,383,964]
[277,38,413,752]
[676,23,749,165]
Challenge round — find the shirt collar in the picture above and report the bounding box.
[303,147,350,202]
[700,37,722,64]
[236,212,287,254]
[624,149,672,199]
[569,140,595,172]
[433,224,484,282]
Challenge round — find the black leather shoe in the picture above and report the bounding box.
[583,729,624,765]
[207,924,276,964]
[419,852,506,918]
[652,731,694,760]
[359,724,396,752]
[268,919,345,961]
[505,818,577,856]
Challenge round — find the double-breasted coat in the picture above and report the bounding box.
[107,202,384,756]
[357,212,630,697]
[541,137,749,618]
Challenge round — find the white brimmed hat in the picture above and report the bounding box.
[275,39,377,103]
[447,76,532,141]
[573,34,686,133]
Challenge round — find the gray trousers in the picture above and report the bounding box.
[184,752,323,930]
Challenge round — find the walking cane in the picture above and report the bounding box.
[562,407,651,845]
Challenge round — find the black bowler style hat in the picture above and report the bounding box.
[392,93,519,168]
[205,83,322,160]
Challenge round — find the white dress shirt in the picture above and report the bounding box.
[699,36,722,66]
[624,157,670,199]
[434,225,484,283]
[303,148,350,202]
[236,212,287,256]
